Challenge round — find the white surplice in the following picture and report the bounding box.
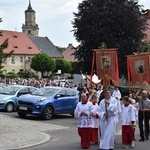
[121,104,136,125]
[98,97,118,150]
[75,101,92,128]
[91,103,100,128]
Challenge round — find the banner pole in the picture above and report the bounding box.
[90,51,95,88]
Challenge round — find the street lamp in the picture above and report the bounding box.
[101,42,107,90]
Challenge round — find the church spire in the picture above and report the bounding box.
[25,0,35,13]
[28,0,32,10]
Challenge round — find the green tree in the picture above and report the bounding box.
[55,46,66,52]
[140,42,150,52]
[72,0,147,78]
[30,53,55,78]
[0,18,14,76]
[55,58,72,74]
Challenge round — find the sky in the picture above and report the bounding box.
[0,0,150,48]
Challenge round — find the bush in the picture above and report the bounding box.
[6,72,17,78]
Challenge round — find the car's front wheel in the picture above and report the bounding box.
[42,106,54,120]
[5,102,14,112]
[18,112,27,118]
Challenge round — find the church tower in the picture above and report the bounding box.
[22,0,39,36]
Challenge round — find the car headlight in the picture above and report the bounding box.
[36,98,46,102]
[0,98,5,101]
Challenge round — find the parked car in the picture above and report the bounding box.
[16,87,79,120]
[0,85,37,112]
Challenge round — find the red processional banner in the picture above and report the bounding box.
[127,53,150,85]
[92,49,119,86]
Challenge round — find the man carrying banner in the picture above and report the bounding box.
[98,90,118,150]
[135,90,150,141]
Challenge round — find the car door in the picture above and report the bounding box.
[53,89,67,113]
[65,90,77,112]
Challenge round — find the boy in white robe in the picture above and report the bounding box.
[98,90,118,150]
[121,96,136,149]
[75,93,92,149]
[90,94,100,144]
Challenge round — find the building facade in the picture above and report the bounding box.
[0,30,40,74]
[62,44,76,62]
[144,9,150,43]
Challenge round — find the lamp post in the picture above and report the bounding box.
[101,42,107,90]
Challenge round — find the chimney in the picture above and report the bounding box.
[68,43,72,46]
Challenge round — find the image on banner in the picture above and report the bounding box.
[135,60,144,74]
[101,55,111,69]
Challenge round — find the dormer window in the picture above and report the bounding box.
[14,46,18,48]
[13,35,17,38]
[28,47,32,49]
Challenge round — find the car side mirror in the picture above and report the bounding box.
[54,94,61,99]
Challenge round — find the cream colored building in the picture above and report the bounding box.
[2,55,33,74]
[0,30,41,75]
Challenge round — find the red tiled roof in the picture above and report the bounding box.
[0,30,40,54]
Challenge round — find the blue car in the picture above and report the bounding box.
[16,86,79,120]
[0,85,37,112]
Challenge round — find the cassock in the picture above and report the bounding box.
[75,101,92,149]
[121,104,136,144]
[98,97,118,150]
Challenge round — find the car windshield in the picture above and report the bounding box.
[0,86,21,95]
[31,88,59,96]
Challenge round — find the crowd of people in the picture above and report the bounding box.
[0,77,72,88]
[75,86,150,150]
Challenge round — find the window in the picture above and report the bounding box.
[28,30,31,34]
[29,87,37,93]
[20,56,23,63]
[12,69,15,73]
[57,90,66,97]
[11,56,15,64]
[13,35,17,38]
[2,58,7,64]
[20,69,23,72]
[18,88,29,96]
[2,70,7,75]
[28,57,31,62]
[66,90,76,97]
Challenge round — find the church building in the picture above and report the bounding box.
[0,0,63,75]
